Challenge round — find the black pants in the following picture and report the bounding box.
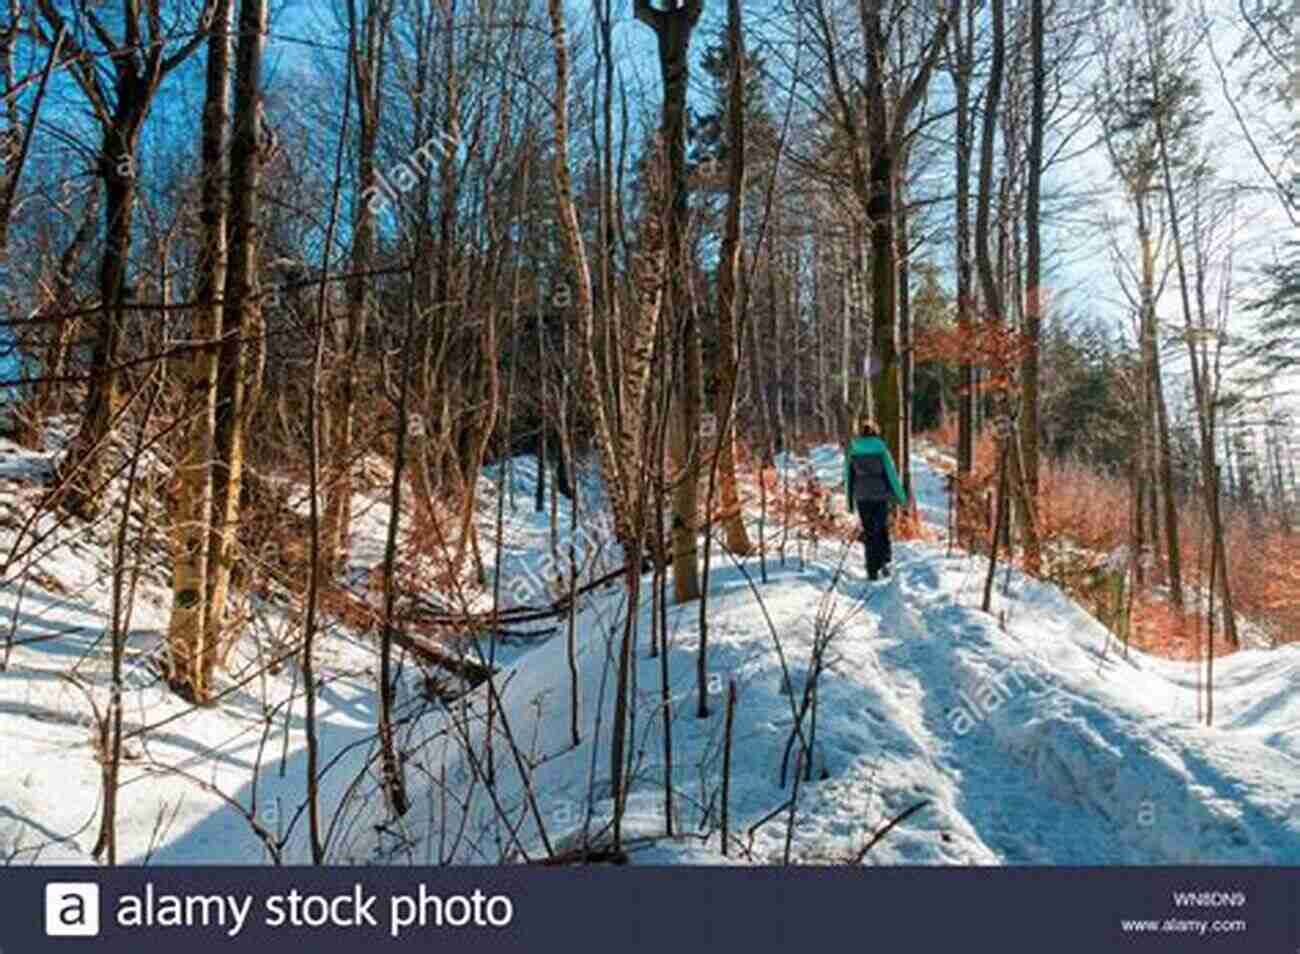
[855,498,892,576]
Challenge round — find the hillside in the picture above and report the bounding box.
[2,439,1297,866]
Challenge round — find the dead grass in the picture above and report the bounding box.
[1125,592,1238,661]
[918,420,1300,656]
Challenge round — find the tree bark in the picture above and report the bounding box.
[863,1,902,468]
[712,0,753,556]
[205,0,269,697]
[547,0,661,560]
[895,157,913,499]
[636,0,706,604]
[1020,0,1045,574]
[1128,183,1180,600]
[165,0,232,701]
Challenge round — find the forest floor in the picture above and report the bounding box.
[1,435,1299,865]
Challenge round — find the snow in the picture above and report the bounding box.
[1,435,1298,866]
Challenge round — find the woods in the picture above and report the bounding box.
[0,0,1296,867]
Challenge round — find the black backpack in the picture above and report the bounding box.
[850,452,891,502]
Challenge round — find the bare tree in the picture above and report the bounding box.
[36,0,218,517]
[165,0,234,701]
[947,0,977,481]
[711,0,754,558]
[321,0,393,571]
[636,0,707,604]
[802,0,954,469]
[1019,0,1045,574]
[203,0,271,700]
[0,2,64,265]
[1135,0,1237,641]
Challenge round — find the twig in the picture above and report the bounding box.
[849,800,930,864]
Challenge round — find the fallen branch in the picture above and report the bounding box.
[406,562,627,626]
[385,626,495,688]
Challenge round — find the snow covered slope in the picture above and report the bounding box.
[1,439,1297,865]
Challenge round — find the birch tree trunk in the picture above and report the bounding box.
[165,0,232,700]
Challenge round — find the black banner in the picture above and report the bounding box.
[8,867,1297,952]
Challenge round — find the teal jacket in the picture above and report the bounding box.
[844,436,907,507]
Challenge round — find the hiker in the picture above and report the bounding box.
[844,417,908,580]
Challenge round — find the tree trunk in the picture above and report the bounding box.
[1142,17,1234,641]
[61,114,143,516]
[451,107,512,585]
[1020,0,1045,574]
[712,0,752,556]
[25,192,99,445]
[895,161,913,499]
[953,0,975,480]
[1132,188,1181,601]
[205,0,269,697]
[323,0,390,572]
[166,0,232,701]
[1153,368,1181,599]
[0,0,18,259]
[636,0,705,604]
[596,0,623,436]
[535,302,548,513]
[863,1,902,467]
[850,0,951,470]
[974,0,1006,324]
[548,0,639,552]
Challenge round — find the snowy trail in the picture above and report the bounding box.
[852,555,1130,864]
[859,546,1300,865]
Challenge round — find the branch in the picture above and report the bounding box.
[160,1,221,77]
[892,1,957,144]
[633,0,660,28]
[1204,20,1298,227]
[34,2,111,124]
[0,24,64,235]
[84,9,123,67]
